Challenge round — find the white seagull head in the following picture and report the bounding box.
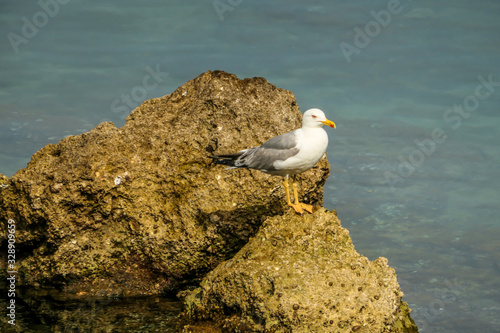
[302,108,336,129]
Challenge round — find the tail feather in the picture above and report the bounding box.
[210,152,244,168]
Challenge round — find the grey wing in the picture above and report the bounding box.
[261,131,298,150]
[237,131,300,171]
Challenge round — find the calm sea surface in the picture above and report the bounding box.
[1,1,499,332]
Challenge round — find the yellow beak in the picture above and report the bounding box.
[321,119,336,129]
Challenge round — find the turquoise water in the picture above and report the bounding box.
[1,1,500,331]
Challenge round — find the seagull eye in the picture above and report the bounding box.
[312,115,317,119]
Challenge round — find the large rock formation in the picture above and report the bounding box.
[179,209,418,333]
[0,71,329,296]
[0,71,417,332]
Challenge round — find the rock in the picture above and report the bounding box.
[179,209,418,333]
[0,71,329,296]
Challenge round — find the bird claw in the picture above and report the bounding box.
[300,203,314,214]
[289,203,314,215]
[289,203,303,215]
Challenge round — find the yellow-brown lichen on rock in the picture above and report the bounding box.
[0,71,329,296]
[179,209,418,333]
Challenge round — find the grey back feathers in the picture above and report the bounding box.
[261,131,298,150]
[211,131,300,172]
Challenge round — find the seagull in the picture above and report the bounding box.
[210,108,336,214]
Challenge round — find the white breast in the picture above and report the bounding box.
[273,127,328,175]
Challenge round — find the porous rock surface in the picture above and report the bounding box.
[0,71,329,295]
[179,209,418,333]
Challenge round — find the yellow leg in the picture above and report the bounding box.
[284,176,303,214]
[284,177,292,206]
[283,176,314,214]
[292,176,314,214]
[292,180,300,205]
